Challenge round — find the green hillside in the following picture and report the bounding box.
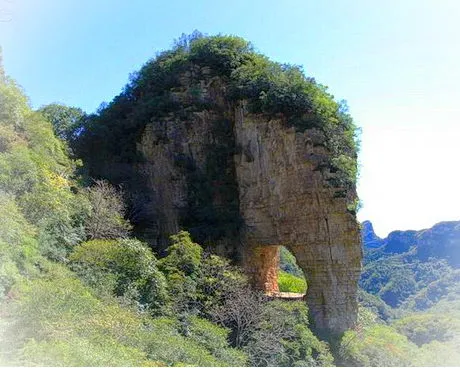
[0,35,459,366]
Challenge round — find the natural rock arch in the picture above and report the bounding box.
[78,36,363,336]
[234,111,362,335]
[136,104,362,336]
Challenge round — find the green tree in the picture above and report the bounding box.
[393,313,460,346]
[339,323,418,366]
[196,253,248,315]
[159,231,250,317]
[0,70,88,262]
[70,238,168,314]
[38,103,85,141]
[158,231,203,312]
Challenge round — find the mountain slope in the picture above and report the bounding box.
[360,220,460,309]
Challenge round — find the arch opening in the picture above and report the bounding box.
[278,246,307,296]
[244,245,308,299]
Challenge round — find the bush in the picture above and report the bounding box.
[138,317,245,367]
[21,337,152,367]
[244,300,333,366]
[338,323,418,366]
[1,264,154,366]
[159,231,202,277]
[177,316,247,366]
[393,313,460,346]
[0,75,88,262]
[196,253,248,314]
[1,263,243,366]
[159,231,249,316]
[278,270,307,293]
[0,193,39,298]
[70,238,168,314]
[84,180,132,240]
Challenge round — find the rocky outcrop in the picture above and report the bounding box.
[134,73,362,335]
[78,34,363,336]
[361,220,384,248]
[234,107,361,334]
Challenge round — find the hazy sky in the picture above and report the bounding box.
[1,0,459,237]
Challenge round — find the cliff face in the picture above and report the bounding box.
[233,107,361,334]
[135,70,361,335]
[77,36,362,336]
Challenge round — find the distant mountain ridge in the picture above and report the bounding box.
[362,220,460,267]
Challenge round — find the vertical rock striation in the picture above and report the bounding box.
[233,104,361,334]
[136,86,361,334]
[77,36,362,336]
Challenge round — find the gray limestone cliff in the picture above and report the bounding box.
[77,36,362,336]
[134,73,361,335]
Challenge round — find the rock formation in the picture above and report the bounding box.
[136,79,361,335]
[77,35,362,336]
[361,220,384,248]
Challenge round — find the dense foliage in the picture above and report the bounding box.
[38,103,85,142]
[72,33,360,247]
[0,66,247,366]
[0,37,458,366]
[339,221,460,366]
[0,67,337,366]
[360,221,460,311]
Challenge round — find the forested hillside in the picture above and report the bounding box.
[0,58,332,366]
[0,35,459,366]
[354,220,460,366]
[361,220,460,310]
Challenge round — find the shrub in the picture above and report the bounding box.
[338,323,418,366]
[0,193,39,298]
[21,337,152,367]
[84,180,132,240]
[278,270,307,293]
[244,300,333,366]
[414,336,460,366]
[70,238,168,314]
[0,74,88,262]
[196,253,248,314]
[1,265,157,366]
[158,231,203,312]
[2,263,243,367]
[393,313,460,346]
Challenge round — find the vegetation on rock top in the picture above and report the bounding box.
[73,32,360,241]
[1,35,458,366]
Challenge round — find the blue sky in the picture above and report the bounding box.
[1,0,459,237]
